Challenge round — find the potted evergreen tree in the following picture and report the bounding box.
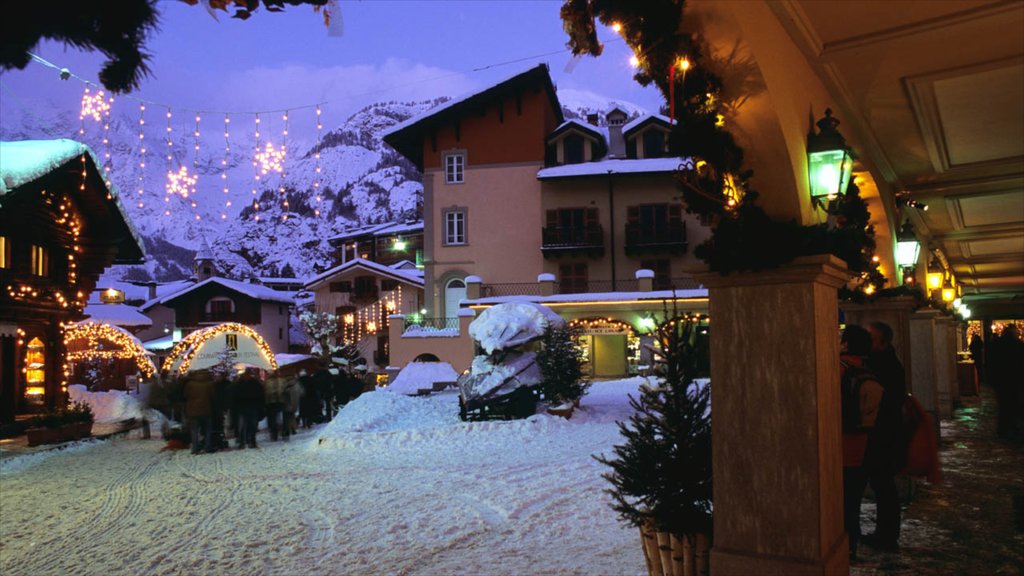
[595,310,712,576]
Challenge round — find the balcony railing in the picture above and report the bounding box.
[404,316,460,331]
[480,282,547,298]
[541,225,604,257]
[624,222,688,254]
[201,311,237,323]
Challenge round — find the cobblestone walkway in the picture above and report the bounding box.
[852,386,1024,575]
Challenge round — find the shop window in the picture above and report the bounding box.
[24,337,46,401]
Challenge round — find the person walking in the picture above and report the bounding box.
[989,324,1024,440]
[183,369,215,455]
[298,369,320,429]
[234,368,264,449]
[264,371,286,442]
[864,321,908,551]
[840,324,885,560]
[282,374,301,440]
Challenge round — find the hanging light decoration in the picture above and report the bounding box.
[79,87,110,123]
[256,141,286,175]
[280,110,290,219]
[166,165,197,198]
[163,107,173,215]
[222,114,231,220]
[251,113,262,221]
[191,113,201,218]
[314,105,323,217]
[136,103,146,209]
[101,93,114,191]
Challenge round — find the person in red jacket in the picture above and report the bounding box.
[840,325,884,560]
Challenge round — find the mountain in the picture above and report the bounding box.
[1,97,444,281]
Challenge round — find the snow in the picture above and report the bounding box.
[66,384,168,429]
[0,378,650,575]
[467,287,708,306]
[622,113,673,135]
[468,302,562,355]
[0,138,85,194]
[142,334,175,351]
[327,219,423,244]
[82,303,153,328]
[156,276,296,305]
[465,351,542,398]
[385,362,459,395]
[537,157,687,179]
[275,353,314,367]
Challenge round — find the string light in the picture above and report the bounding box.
[101,93,114,191]
[162,323,278,375]
[314,106,323,217]
[255,142,286,175]
[251,113,261,221]
[136,103,146,209]
[164,107,173,215]
[191,113,201,218]
[280,110,290,219]
[65,322,156,378]
[222,114,231,220]
[166,165,197,198]
[79,87,110,122]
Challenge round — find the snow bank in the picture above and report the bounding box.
[385,362,459,395]
[0,440,104,476]
[468,302,562,354]
[67,384,166,429]
[316,390,461,442]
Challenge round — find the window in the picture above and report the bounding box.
[444,210,467,245]
[31,245,47,277]
[445,152,465,184]
[641,259,671,290]
[564,134,584,164]
[545,208,599,246]
[330,281,352,293]
[643,130,666,158]
[354,276,377,300]
[0,236,9,269]
[559,262,588,294]
[381,279,399,292]
[225,334,238,350]
[207,298,235,321]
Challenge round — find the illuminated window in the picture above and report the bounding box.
[31,245,48,276]
[0,236,9,269]
[24,337,46,400]
[444,153,465,184]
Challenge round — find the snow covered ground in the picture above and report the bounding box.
[0,379,648,576]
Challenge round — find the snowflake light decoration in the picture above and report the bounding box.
[255,142,286,175]
[80,88,111,122]
[166,165,197,198]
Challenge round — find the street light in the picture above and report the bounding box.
[895,220,921,281]
[807,108,854,210]
[926,256,943,292]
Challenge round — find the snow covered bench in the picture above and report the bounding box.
[458,386,536,421]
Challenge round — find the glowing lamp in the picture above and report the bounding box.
[393,238,408,251]
[941,282,956,303]
[960,306,971,319]
[895,220,921,270]
[807,108,853,209]
[637,317,656,332]
[926,256,943,291]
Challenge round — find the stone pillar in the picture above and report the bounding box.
[909,310,941,434]
[538,273,556,297]
[700,255,849,576]
[636,268,654,292]
[934,317,958,417]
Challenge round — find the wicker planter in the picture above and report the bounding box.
[639,518,710,576]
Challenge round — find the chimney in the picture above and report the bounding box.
[147,282,157,301]
[586,113,600,126]
[606,107,627,158]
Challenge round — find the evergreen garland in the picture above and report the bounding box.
[595,310,712,536]
[561,0,886,296]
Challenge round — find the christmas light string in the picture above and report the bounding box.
[222,114,231,220]
[252,113,261,221]
[136,103,146,209]
[163,107,173,214]
[281,110,290,219]
[314,105,323,217]
[101,93,114,193]
[192,112,202,219]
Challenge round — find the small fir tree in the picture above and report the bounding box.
[210,346,238,381]
[536,324,589,406]
[595,310,712,537]
[300,309,344,361]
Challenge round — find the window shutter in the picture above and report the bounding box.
[546,210,558,228]
[668,204,682,222]
[627,206,639,224]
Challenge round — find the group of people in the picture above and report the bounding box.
[840,321,908,560]
[179,365,366,455]
[972,324,1024,440]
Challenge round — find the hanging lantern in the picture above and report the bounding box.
[941,280,956,303]
[807,108,854,209]
[926,256,943,291]
[895,220,921,271]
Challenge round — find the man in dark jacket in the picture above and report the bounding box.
[990,324,1024,439]
[864,321,907,551]
[184,370,215,454]
[233,369,264,449]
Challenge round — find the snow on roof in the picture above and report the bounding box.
[195,236,215,261]
[465,287,708,307]
[156,276,296,306]
[328,220,423,243]
[537,157,686,179]
[0,139,86,194]
[622,113,674,135]
[551,119,605,140]
[82,303,153,328]
[276,353,315,367]
[139,280,195,310]
[385,362,459,395]
[0,139,145,260]
[305,257,425,290]
[142,334,175,351]
[257,276,303,285]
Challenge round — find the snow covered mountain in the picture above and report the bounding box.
[1,97,444,281]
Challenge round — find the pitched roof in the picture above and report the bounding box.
[327,219,423,244]
[305,257,425,291]
[152,276,296,307]
[0,139,145,264]
[83,303,154,328]
[623,113,674,137]
[382,64,564,169]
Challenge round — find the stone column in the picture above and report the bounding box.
[909,310,941,435]
[538,273,556,297]
[700,255,849,576]
[934,317,958,417]
[636,268,654,292]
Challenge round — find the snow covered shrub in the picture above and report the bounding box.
[536,323,588,406]
[595,311,712,537]
[300,310,344,360]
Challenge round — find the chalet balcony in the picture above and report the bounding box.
[624,222,688,255]
[541,225,604,258]
[201,311,238,323]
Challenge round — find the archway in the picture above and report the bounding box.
[161,323,277,375]
[444,277,466,319]
[413,353,441,363]
[65,322,157,386]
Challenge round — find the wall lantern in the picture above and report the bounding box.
[895,220,921,275]
[807,108,854,210]
[941,280,956,303]
[926,256,943,291]
[393,238,408,251]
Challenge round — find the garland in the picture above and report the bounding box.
[562,0,887,297]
